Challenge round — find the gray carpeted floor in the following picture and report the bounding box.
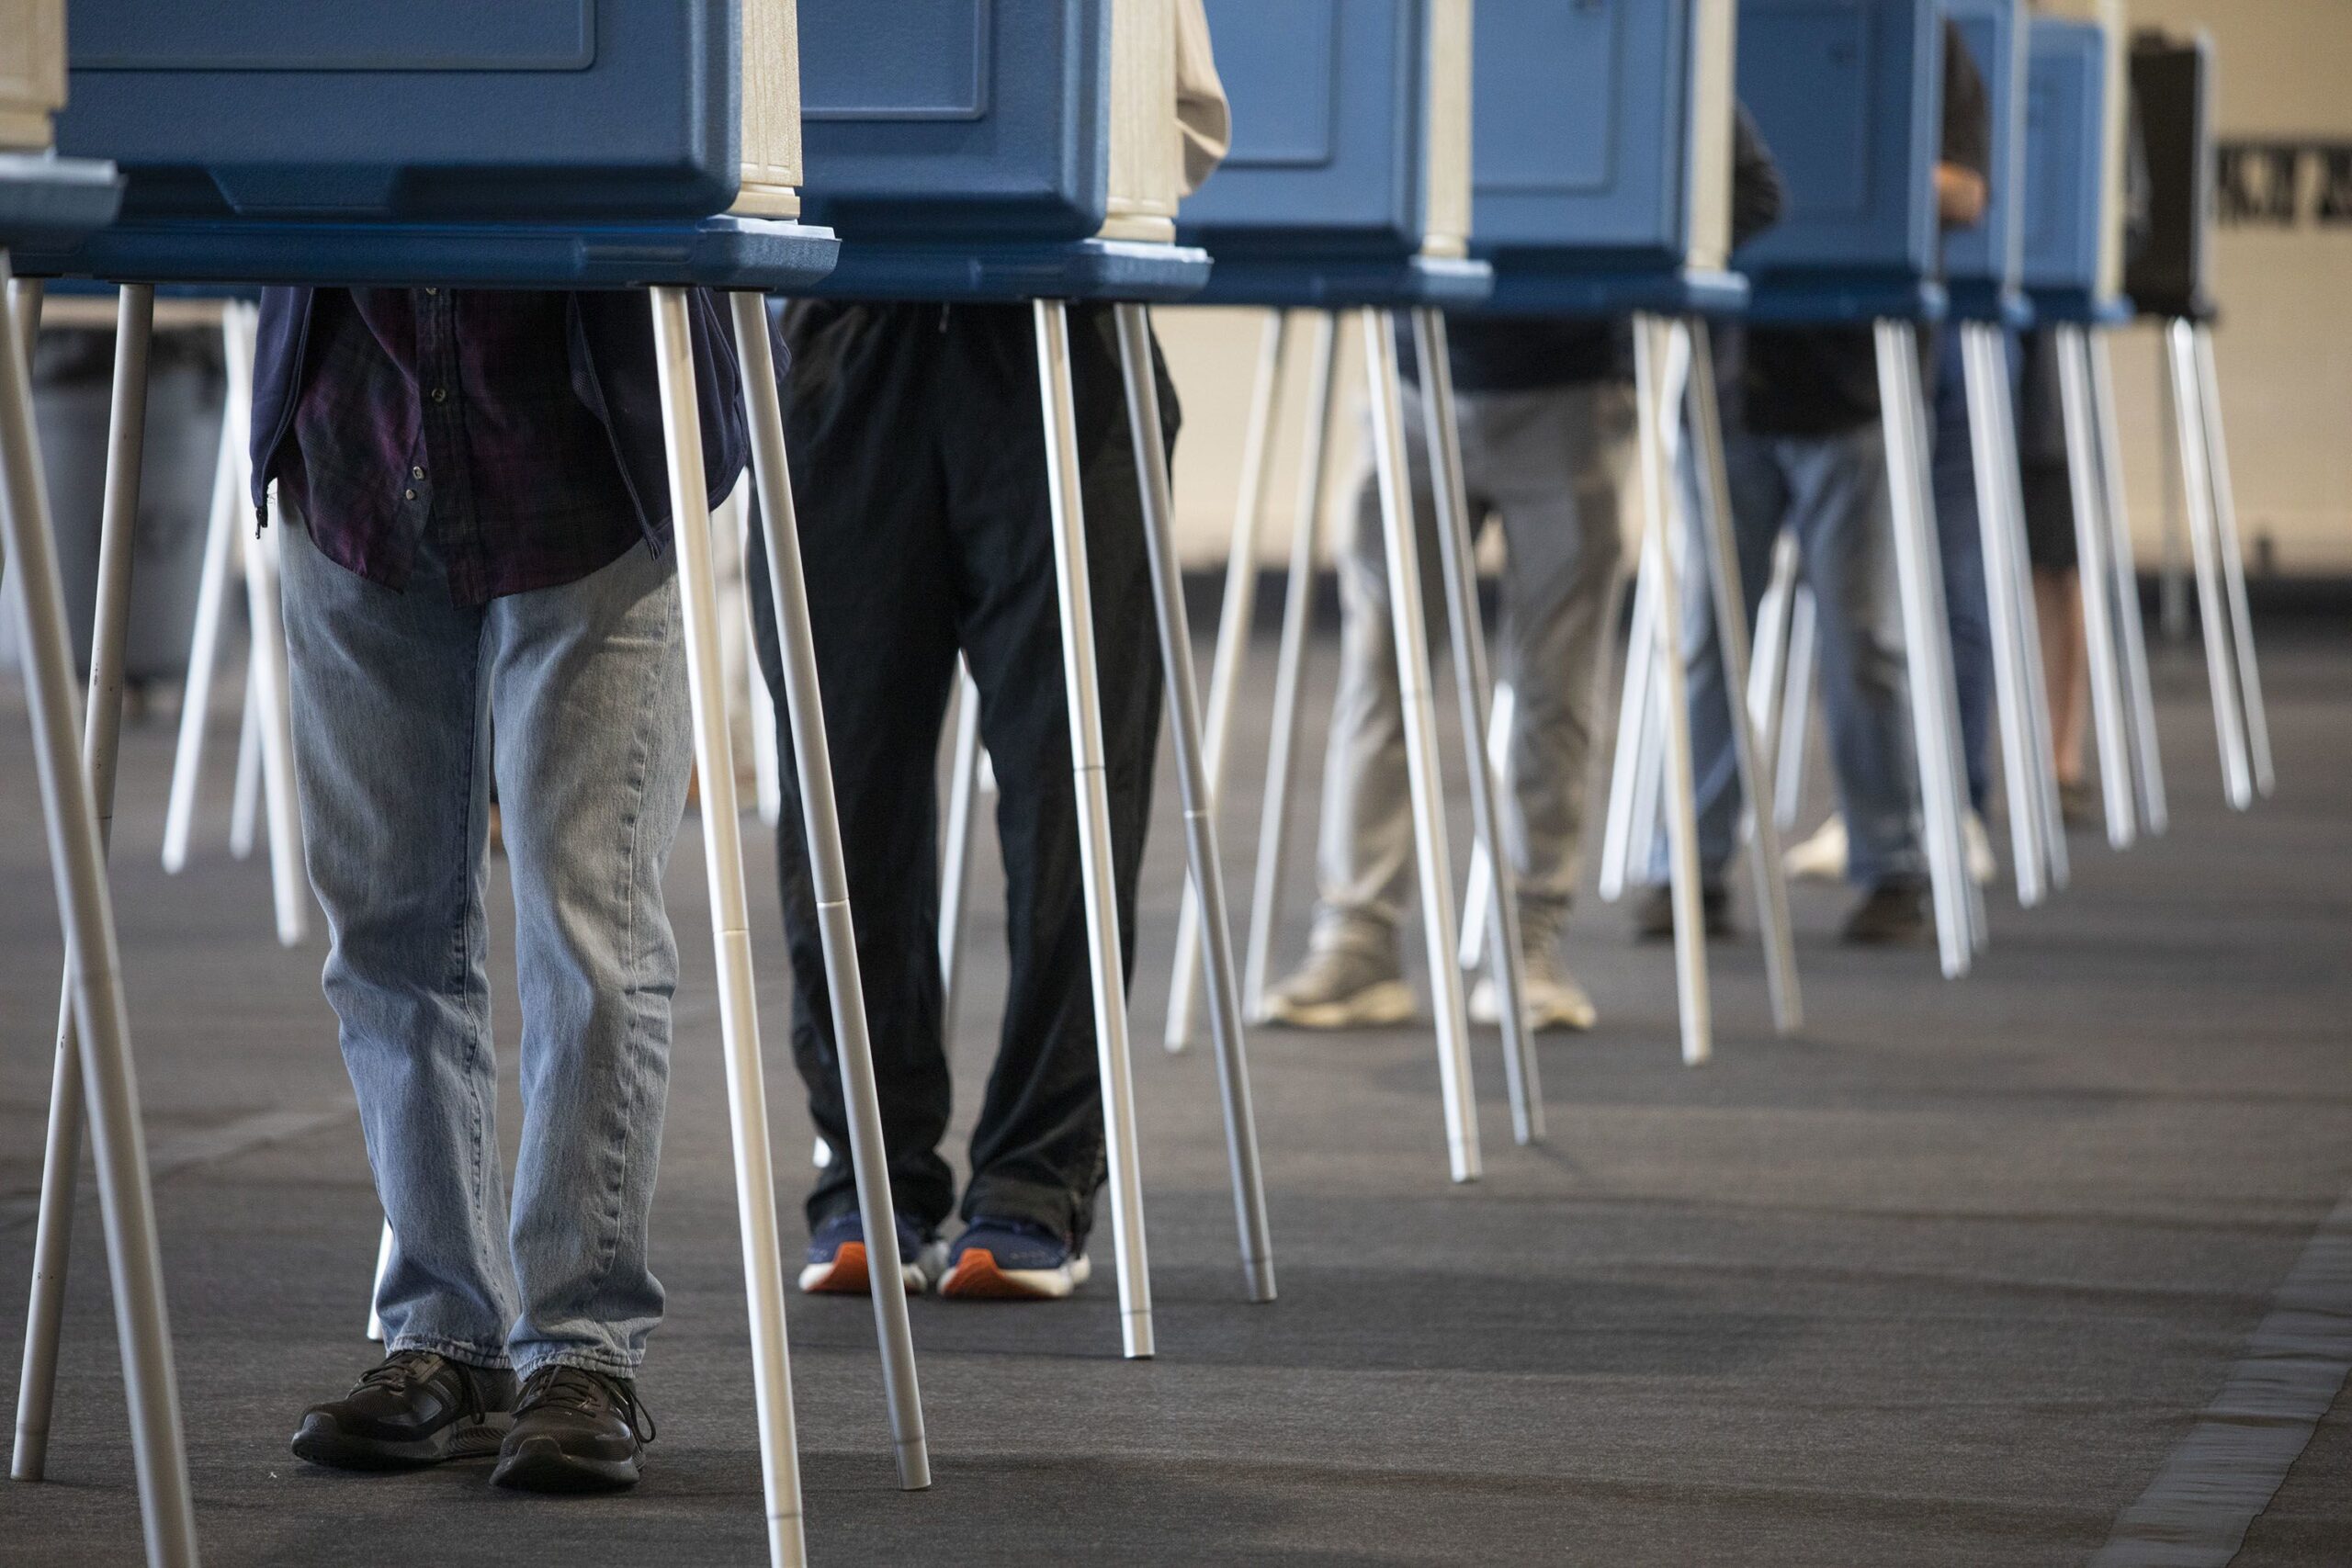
[2,623,2347,1566]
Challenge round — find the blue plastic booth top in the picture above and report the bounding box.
[1176,0,1487,308]
[1736,0,1948,323]
[20,0,837,290]
[1463,0,1744,319]
[2020,17,2127,325]
[794,0,1206,303]
[1941,0,2030,327]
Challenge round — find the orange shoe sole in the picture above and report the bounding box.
[937,1248,1064,1301]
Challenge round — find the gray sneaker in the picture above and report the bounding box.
[1260,943,1416,1029]
[1469,949,1597,1032]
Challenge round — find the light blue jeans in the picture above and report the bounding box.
[279,517,693,1380]
[1663,420,1925,889]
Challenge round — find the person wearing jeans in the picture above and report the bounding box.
[1267,107,1786,1034]
[263,285,749,1491]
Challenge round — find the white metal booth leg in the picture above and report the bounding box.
[162,329,244,875]
[2191,322,2272,796]
[2164,318,2259,811]
[0,257,199,1567]
[1629,317,1713,1065]
[1595,526,1663,905]
[1166,309,1287,1054]
[937,659,987,1037]
[2087,331,2167,836]
[1873,319,1982,976]
[1113,303,1277,1302]
[646,286,810,1565]
[2054,323,2145,847]
[1960,320,2068,904]
[363,1220,392,1343]
[15,284,157,1483]
[1456,680,1513,969]
[728,293,931,1489]
[1240,311,1341,1021]
[1677,317,1803,1034]
[1361,309,1482,1179]
[1032,299,1156,1355]
[1411,308,1542,1143]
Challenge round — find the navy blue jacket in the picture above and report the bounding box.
[249,286,752,551]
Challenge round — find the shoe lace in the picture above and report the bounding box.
[352,1348,440,1396]
[515,1364,656,1444]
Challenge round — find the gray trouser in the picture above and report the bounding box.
[1313,377,1636,957]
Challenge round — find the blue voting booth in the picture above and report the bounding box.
[6,8,941,1568]
[1943,0,2029,325]
[1736,0,1947,321]
[796,0,1207,299]
[2021,17,2122,322]
[28,0,837,287]
[1179,0,1487,306]
[1465,0,1742,316]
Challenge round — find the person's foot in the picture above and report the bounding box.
[1631,883,1730,942]
[289,1348,516,1471]
[936,1218,1091,1301]
[1468,907,1598,1032]
[1840,876,1929,945]
[798,1211,946,1296]
[1964,810,1998,886]
[1259,942,1415,1029]
[1783,815,1849,881]
[490,1365,653,1494]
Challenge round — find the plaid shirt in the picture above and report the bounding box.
[278,288,643,606]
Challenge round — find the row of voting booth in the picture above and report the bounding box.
[0,3,2266,1565]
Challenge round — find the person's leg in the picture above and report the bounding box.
[933,302,1164,1251]
[1474,380,1633,931]
[2036,566,2090,790]
[746,300,964,1241]
[1782,424,1926,892]
[489,538,694,1381]
[278,513,517,1371]
[1930,330,1994,814]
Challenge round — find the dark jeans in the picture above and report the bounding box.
[745,299,1172,1247]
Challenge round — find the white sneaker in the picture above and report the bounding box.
[1468,956,1597,1032]
[1260,943,1416,1029]
[1783,814,1849,881]
[1965,810,1997,886]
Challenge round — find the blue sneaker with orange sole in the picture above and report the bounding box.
[937,1218,1091,1301]
[798,1213,944,1296]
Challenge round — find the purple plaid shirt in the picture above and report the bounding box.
[278,288,643,606]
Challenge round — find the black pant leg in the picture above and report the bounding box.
[933,301,1177,1245]
[746,300,963,1234]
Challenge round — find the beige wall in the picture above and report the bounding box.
[1158,2,2352,576]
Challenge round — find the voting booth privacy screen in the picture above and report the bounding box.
[1468,0,1734,278]
[1941,0,2025,306]
[1733,0,1943,291]
[1178,0,1468,261]
[2125,31,2215,321]
[51,0,820,221]
[2021,17,2109,309]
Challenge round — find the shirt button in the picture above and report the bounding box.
[411,466,424,479]
[430,387,447,403]
[403,489,417,502]
[424,287,437,296]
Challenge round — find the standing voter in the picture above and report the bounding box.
[271,287,752,1490]
[747,0,1227,1302]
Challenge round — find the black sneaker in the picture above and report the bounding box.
[289,1349,516,1470]
[1631,883,1730,942]
[1840,876,1928,945]
[490,1364,654,1494]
